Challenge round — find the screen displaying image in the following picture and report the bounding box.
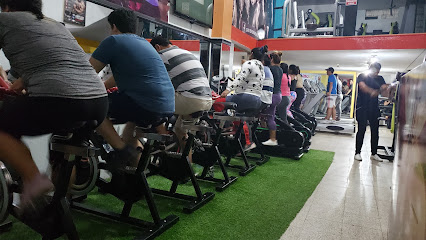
[64,0,86,26]
[232,0,273,39]
[174,0,214,27]
[106,0,169,22]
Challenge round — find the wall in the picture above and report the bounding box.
[357,0,406,10]
[42,0,112,26]
[355,7,405,34]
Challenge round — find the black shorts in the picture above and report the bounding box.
[0,95,108,137]
[108,91,172,128]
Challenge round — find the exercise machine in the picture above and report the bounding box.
[69,130,181,239]
[0,120,99,239]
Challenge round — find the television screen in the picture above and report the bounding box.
[174,0,214,27]
[106,0,169,22]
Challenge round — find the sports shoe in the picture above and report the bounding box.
[262,139,278,146]
[19,174,54,218]
[106,145,141,172]
[354,153,362,161]
[244,143,257,151]
[206,166,215,178]
[370,154,384,162]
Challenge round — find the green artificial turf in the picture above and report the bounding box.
[1,149,333,240]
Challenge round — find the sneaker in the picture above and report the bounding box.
[244,143,257,151]
[19,174,54,218]
[106,145,141,172]
[206,166,215,178]
[262,139,278,146]
[354,153,362,161]
[370,154,384,162]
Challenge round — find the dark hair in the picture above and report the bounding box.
[251,45,268,61]
[0,0,43,19]
[280,63,288,76]
[263,54,271,66]
[289,64,298,75]
[296,66,301,74]
[369,62,382,70]
[343,81,347,86]
[334,74,338,77]
[150,35,171,48]
[270,51,282,64]
[108,8,137,34]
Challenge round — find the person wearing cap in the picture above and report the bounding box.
[324,67,337,121]
[354,62,390,162]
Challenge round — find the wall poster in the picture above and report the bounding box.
[106,0,169,22]
[232,0,273,39]
[64,0,87,26]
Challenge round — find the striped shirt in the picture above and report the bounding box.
[158,46,211,100]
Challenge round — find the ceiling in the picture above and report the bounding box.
[280,49,426,74]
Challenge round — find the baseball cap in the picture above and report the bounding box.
[325,67,334,73]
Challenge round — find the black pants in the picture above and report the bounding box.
[356,109,380,155]
[293,88,305,110]
[0,96,108,137]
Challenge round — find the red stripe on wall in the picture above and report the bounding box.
[257,33,426,51]
[171,40,200,51]
[231,26,257,50]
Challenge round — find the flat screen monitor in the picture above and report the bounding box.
[174,0,214,27]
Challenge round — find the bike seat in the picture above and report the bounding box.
[51,120,98,141]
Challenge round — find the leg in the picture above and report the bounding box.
[243,122,252,146]
[0,131,39,183]
[325,108,333,120]
[369,113,380,155]
[332,107,336,120]
[95,118,126,150]
[173,115,193,162]
[335,96,342,120]
[355,111,367,154]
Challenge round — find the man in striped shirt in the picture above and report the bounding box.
[150,36,212,142]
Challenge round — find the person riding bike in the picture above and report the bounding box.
[0,0,108,214]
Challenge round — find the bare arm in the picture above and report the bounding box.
[379,84,390,98]
[89,57,106,73]
[0,66,10,86]
[327,82,333,96]
[104,76,116,89]
[359,81,379,97]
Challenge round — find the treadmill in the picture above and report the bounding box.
[303,93,355,134]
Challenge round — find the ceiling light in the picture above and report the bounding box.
[257,29,265,40]
[369,56,379,64]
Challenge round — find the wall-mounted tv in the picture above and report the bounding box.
[174,0,214,28]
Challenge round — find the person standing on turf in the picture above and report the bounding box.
[354,62,390,162]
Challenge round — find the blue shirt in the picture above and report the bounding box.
[327,74,337,94]
[92,34,175,114]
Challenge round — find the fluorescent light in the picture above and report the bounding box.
[257,29,265,40]
[369,56,379,64]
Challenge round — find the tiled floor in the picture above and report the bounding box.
[280,127,394,240]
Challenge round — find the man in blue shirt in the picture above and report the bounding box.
[324,67,337,121]
[90,9,175,169]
